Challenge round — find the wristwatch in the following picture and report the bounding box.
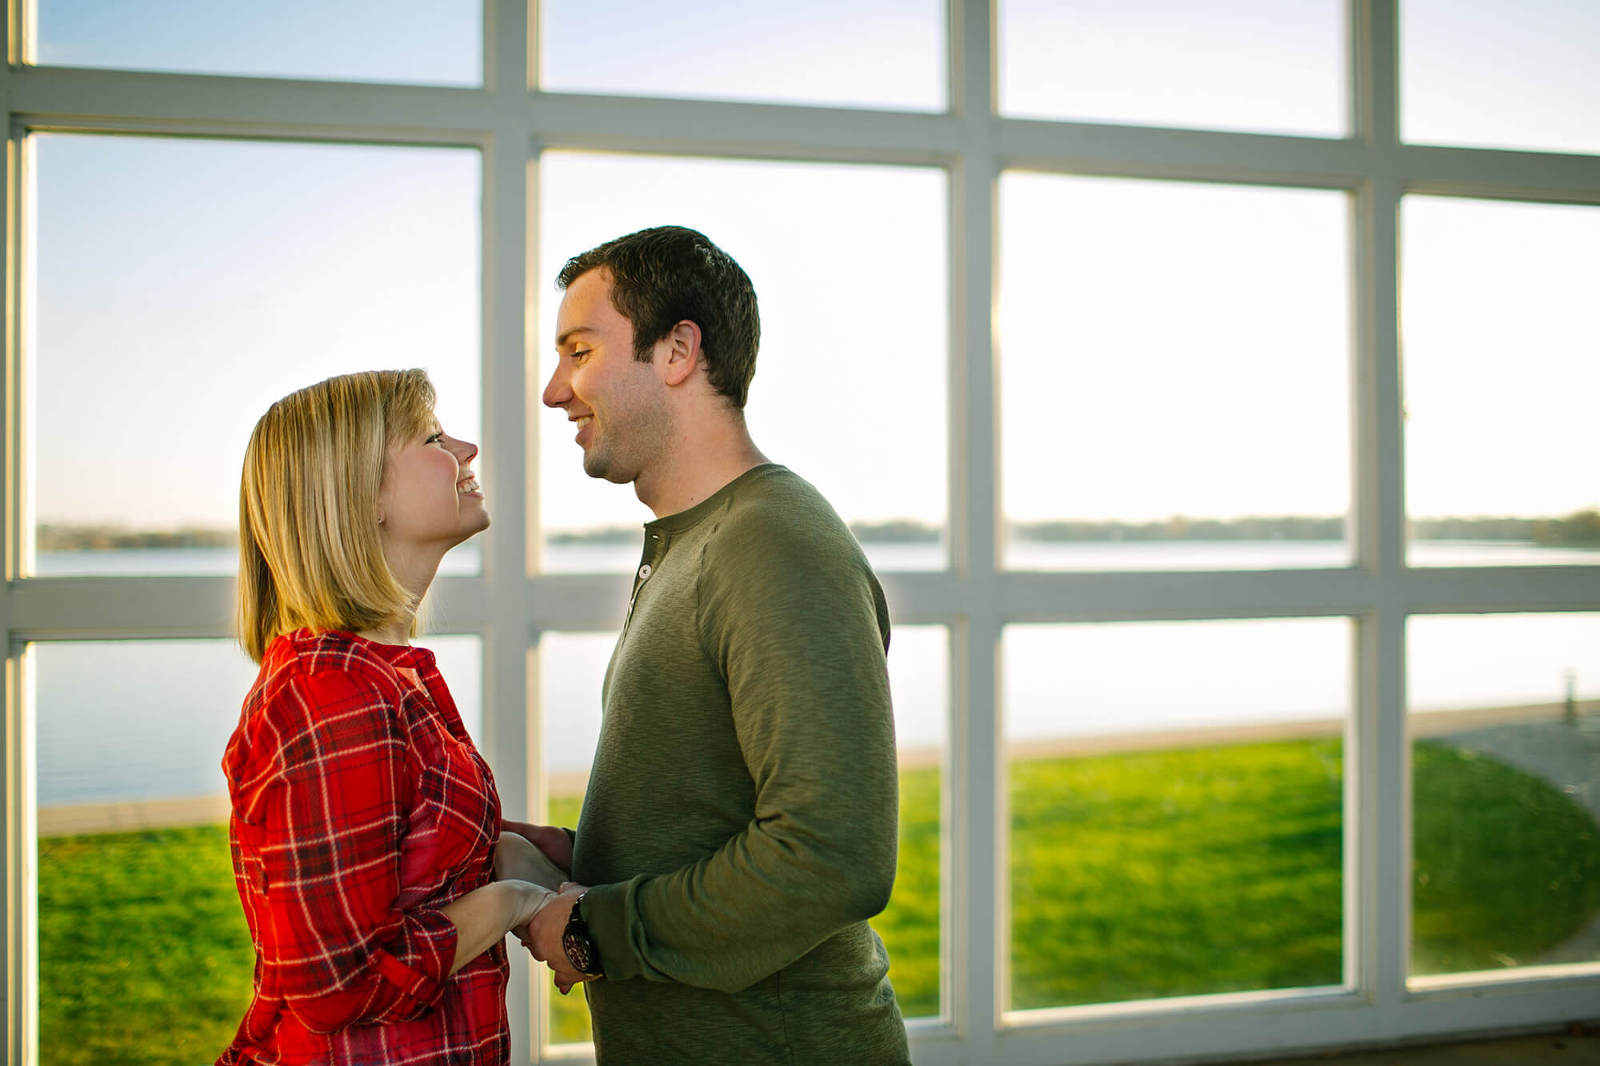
[561,891,604,977]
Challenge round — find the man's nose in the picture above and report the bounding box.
[541,364,569,408]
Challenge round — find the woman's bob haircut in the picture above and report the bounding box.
[237,369,437,663]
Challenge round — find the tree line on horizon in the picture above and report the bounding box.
[36,509,1600,551]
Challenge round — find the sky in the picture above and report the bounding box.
[27,1,1600,542]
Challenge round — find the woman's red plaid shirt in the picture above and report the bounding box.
[216,629,510,1066]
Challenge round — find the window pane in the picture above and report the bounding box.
[539,625,948,1036]
[34,635,481,1064]
[540,0,943,111]
[1401,0,1600,155]
[31,135,481,577]
[1408,614,1600,980]
[1000,0,1345,136]
[538,631,610,1047]
[33,0,480,86]
[1003,618,1349,1011]
[536,153,948,573]
[999,175,1350,571]
[1402,197,1600,567]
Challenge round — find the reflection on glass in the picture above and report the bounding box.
[32,635,482,1063]
[1402,196,1600,567]
[31,134,481,577]
[1401,0,1600,155]
[536,153,948,574]
[999,174,1349,571]
[999,0,1344,136]
[539,624,948,1037]
[33,0,480,86]
[1003,619,1348,1010]
[541,0,942,111]
[1408,614,1600,979]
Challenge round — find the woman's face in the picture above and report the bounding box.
[376,417,490,559]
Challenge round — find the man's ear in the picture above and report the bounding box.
[659,320,703,387]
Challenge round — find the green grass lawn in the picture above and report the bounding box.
[36,739,1600,1063]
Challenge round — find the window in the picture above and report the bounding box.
[30,135,482,577]
[999,0,1346,136]
[1004,619,1348,1010]
[32,0,481,86]
[5,4,1597,1065]
[998,175,1350,571]
[536,152,948,575]
[1408,614,1600,980]
[1401,0,1600,155]
[1401,196,1600,567]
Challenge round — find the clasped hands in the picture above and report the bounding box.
[496,820,596,995]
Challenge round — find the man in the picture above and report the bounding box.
[522,225,910,1064]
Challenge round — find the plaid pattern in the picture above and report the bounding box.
[217,629,509,1066]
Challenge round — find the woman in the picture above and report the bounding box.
[219,369,556,1066]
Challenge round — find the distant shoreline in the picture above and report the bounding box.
[38,508,1600,551]
[37,699,1595,837]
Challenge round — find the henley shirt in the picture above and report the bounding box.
[572,464,910,1065]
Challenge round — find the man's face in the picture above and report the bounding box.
[542,269,671,486]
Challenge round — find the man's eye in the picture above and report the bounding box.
[570,349,591,362]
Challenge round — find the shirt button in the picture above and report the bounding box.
[638,563,653,580]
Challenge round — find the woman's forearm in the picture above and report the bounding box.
[440,880,552,975]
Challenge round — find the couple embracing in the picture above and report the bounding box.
[215,227,911,1066]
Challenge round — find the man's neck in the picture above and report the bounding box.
[636,418,769,519]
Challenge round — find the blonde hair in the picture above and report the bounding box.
[237,369,437,663]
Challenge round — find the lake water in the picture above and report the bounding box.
[29,540,1600,808]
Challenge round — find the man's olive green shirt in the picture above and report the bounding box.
[571,464,910,1065]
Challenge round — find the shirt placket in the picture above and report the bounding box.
[622,529,668,639]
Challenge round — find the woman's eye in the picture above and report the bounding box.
[426,432,444,444]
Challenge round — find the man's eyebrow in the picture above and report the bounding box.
[555,325,596,348]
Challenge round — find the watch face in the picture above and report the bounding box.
[562,928,598,975]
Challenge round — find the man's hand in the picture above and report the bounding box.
[501,819,574,877]
[523,881,595,995]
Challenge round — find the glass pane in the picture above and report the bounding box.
[539,624,948,1040]
[31,135,481,577]
[540,0,943,111]
[1003,618,1349,1010]
[539,631,610,1047]
[1401,0,1600,155]
[536,152,948,573]
[999,175,1350,571]
[32,635,482,1065]
[33,0,479,86]
[1402,197,1600,567]
[1408,614,1600,980]
[999,0,1345,136]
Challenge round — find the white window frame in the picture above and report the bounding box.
[3,2,1598,1064]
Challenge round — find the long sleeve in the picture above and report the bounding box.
[248,666,458,1031]
[582,499,900,992]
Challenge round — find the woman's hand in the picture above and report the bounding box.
[500,819,574,876]
[493,831,568,891]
